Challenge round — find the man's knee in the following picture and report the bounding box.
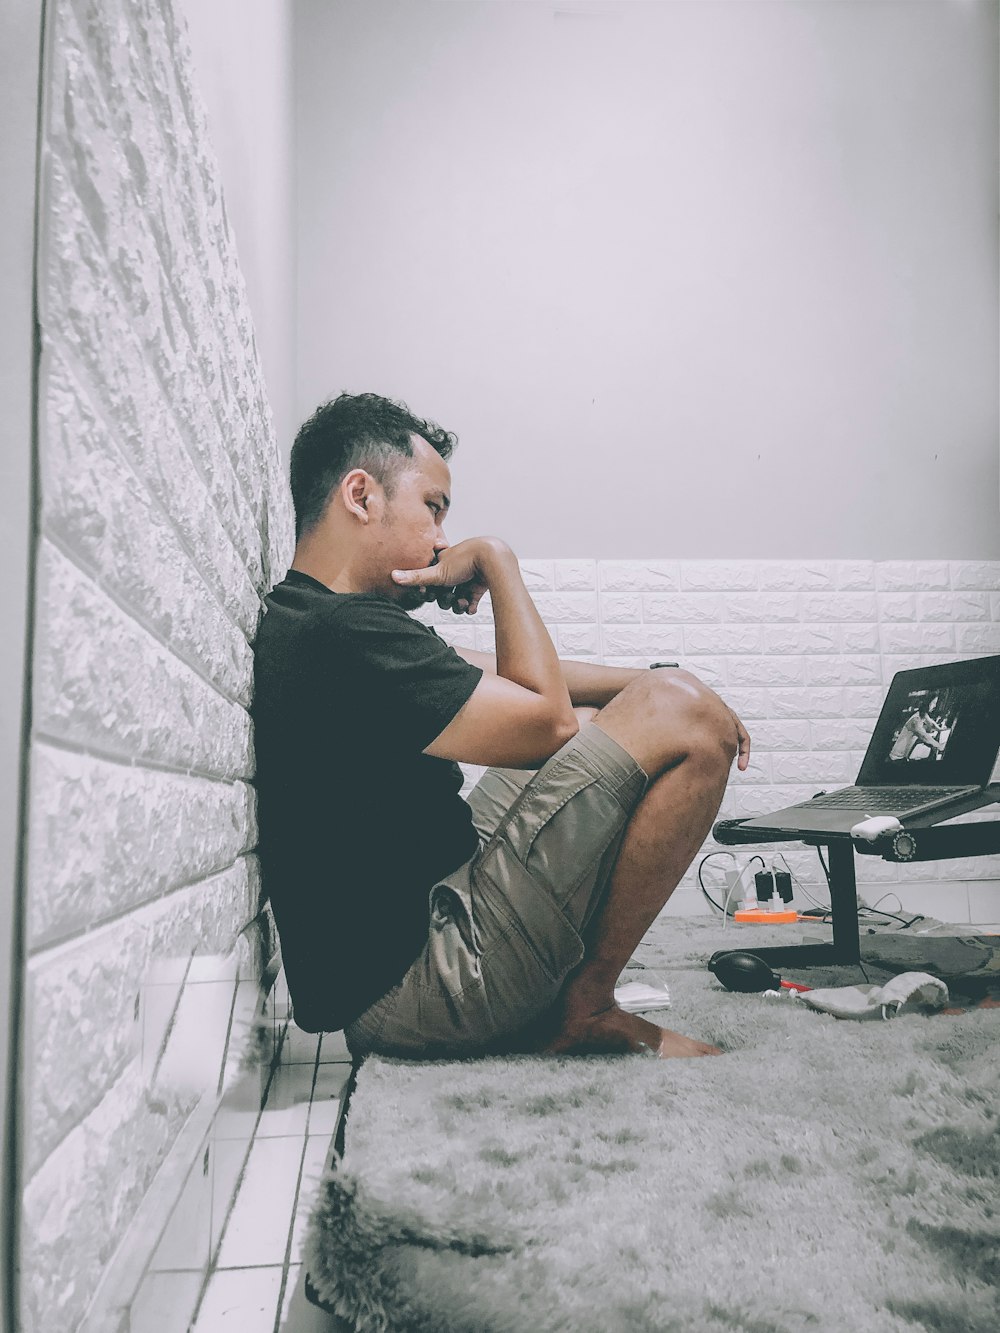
[596,671,737,775]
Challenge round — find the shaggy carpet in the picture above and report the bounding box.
[304,918,1000,1333]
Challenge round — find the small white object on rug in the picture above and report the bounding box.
[613,980,671,1012]
[791,970,949,1020]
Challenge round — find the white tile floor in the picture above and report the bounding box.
[131,1002,355,1333]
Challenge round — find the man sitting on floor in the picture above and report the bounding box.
[251,393,750,1060]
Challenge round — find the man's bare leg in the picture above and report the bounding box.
[543,672,740,1059]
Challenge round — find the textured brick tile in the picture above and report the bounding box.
[34,540,252,777]
[806,656,882,686]
[808,718,875,751]
[531,591,598,623]
[950,561,1000,591]
[875,561,951,591]
[721,592,800,623]
[878,593,918,622]
[842,623,880,653]
[602,593,642,623]
[681,561,758,591]
[27,745,253,949]
[759,560,835,591]
[553,559,597,590]
[599,560,680,591]
[919,591,990,622]
[763,625,839,655]
[642,592,724,623]
[800,592,878,622]
[602,625,684,657]
[683,624,762,655]
[835,561,876,590]
[880,623,956,654]
[728,656,806,687]
[557,624,600,656]
[957,624,1000,655]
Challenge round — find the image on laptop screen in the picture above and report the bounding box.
[887,687,963,765]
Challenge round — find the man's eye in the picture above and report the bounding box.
[428,502,441,516]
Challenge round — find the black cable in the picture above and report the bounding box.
[697,852,764,917]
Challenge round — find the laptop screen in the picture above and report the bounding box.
[858,655,1000,788]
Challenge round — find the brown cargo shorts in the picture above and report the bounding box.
[343,722,648,1059]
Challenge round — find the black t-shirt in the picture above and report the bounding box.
[250,570,484,1032]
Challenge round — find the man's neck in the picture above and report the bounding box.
[290,543,360,594]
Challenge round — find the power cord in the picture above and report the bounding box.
[697,851,765,920]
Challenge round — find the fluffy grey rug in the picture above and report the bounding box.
[305,918,1000,1333]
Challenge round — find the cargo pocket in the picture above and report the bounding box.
[425,879,483,1000]
[476,842,586,987]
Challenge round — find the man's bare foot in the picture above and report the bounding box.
[540,1004,723,1059]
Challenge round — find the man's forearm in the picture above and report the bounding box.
[455,647,643,708]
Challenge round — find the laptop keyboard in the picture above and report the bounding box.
[811,786,972,811]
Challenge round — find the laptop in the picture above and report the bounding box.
[738,654,1000,835]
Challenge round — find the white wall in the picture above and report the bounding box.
[178,0,297,453]
[294,0,999,559]
[22,0,294,1325]
[0,4,43,1327]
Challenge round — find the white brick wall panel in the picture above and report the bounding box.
[723,689,775,719]
[475,625,497,653]
[602,625,684,657]
[35,540,252,777]
[25,859,256,1174]
[26,744,252,950]
[990,593,1000,621]
[747,720,812,750]
[728,756,773,784]
[847,686,889,716]
[557,625,600,656]
[799,591,878,621]
[681,561,758,591]
[22,1060,196,1333]
[762,624,840,655]
[599,560,680,591]
[957,624,1000,655]
[841,623,881,653]
[518,559,555,590]
[880,624,956,654]
[950,561,1000,591]
[758,560,836,591]
[39,171,262,635]
[721,592,800,623]
[683,624,763,655]
[875,561,952,591]
[834,561,876,590]
[919,591,990,622]
[878,592,918,622]
[642,592,724,623]
[553,559,597,590]
[74,0,273,554]
[943,857,1000,881]
[602,593,642,623]
[678,657,727,688]
[806,656,882,687]
[44,20,265,588]
[808,718,874,751]
[530,591,598,623]
[728,656,806,687]
[771,752,857,785]
[770,687,846,718]
[42,352,253,703]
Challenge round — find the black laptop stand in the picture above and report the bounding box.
[711,784,1000,976]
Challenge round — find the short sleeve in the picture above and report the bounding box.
[327,598,484,750]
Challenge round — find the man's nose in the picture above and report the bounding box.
[433,532,449,554]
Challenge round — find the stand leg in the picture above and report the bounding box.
[828,840,861,965]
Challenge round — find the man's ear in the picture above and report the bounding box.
[341,468,372,522]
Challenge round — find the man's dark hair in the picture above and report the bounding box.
[290,392,457,539]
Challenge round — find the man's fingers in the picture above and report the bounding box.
[392,566,440,585]
[728,707,751,771]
